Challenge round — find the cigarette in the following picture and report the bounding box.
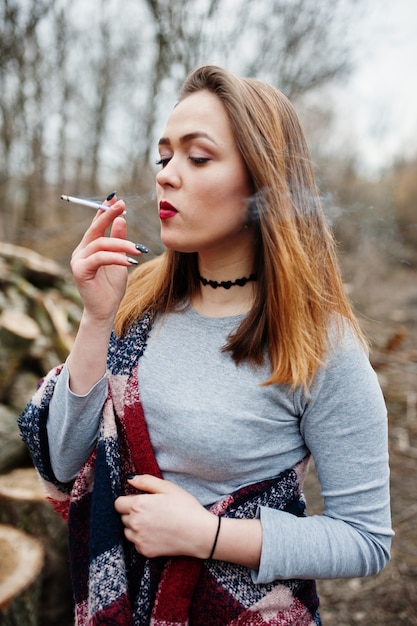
[60,194,124,212]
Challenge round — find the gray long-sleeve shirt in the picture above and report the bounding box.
[47,306,393,583]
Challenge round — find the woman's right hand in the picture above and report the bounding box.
[70,198,140,324]
[66,196,145,395]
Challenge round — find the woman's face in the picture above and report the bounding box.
[156,90,253,256]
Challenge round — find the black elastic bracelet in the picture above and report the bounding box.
[208,516,221,560]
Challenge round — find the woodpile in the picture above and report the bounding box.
[0,241,81,474]
[0,524,44,626]
[0,242,81,407]
[0,242,81,625]
[0,469,73,625]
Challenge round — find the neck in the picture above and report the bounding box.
[193,258,256,318]
[198,272,257,289]
[192,244,256,317]
[192,286,255,317]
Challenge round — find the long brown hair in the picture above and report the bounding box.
[115,65,366,388]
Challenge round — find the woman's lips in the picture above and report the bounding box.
[159,201,178,220]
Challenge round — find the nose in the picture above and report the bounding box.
[155,159,181,188]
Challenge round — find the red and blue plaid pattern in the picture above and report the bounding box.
[19,314,321,625]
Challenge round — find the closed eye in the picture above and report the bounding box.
[189,156,210,165]
[155,157,171,168]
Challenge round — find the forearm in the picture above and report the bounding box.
[208,516,262,570]
[47,363,107,482]
[67,312,114,394]
[255,507,392,582]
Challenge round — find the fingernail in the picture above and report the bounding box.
[127,257,138,265]
[106,190,117,201]
[125,473,137,480]
[135,243,149,253]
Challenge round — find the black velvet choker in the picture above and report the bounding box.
[198,273,257,289]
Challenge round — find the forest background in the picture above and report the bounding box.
[0,0,416,624]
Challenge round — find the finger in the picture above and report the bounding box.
[126,474,176,495]
[74,202,127,252]
[110,214,127,240]
[105,190,117,204]
[93,192,118,217]
[114,493,147,517]
[72,236,135,264]
[114,496,132,514]
[90,198,126,227]
[76,250,136,271]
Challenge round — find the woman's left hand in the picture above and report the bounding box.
[114,474,217,559]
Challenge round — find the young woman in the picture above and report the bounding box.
[20,65,393,625]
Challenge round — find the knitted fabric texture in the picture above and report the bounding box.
[19,312,321,625]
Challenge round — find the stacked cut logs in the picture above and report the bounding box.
[0,525,44,625]
[0,242,81,626]
[0,241,81,405]
[0,469,73,625]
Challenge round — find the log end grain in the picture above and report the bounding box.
[0,524,44,609]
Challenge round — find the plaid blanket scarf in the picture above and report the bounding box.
[19,312,321,625]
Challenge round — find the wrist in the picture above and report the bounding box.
[210,518,262,569]
[192,513,220,560]
[66,313,114,395]
[80,310,116,331]
[208,516,221,559]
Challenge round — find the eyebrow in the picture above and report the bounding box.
[158,131,218,147]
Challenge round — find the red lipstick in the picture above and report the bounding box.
[159,201,178,220]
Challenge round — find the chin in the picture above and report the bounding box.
[160,236,196,254]
[166,245,198,254]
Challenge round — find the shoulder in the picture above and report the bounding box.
[296,319,386,438]
[310,317,382,405]
[297,316,378,407]
[325,316,369,370]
